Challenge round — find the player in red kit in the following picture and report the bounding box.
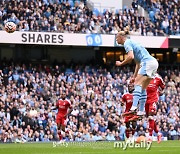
[146,74,165,143]
[52,92,73,140]
[122,83,137,138]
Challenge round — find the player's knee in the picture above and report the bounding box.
[148,115,154,120]
[57,124,61,129]
[61,125,65,131]
[148,112,155,117]
[126,122,130,128]
[132,122,137,129]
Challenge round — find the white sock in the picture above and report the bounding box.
[137,111,144,116]
[130,106,137,111]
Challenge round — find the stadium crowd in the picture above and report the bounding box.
[0,59,179,143]
[0,0,179,36]
[137,0,180,35]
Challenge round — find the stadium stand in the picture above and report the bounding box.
[0,60,179,142]
[0,0,179,35]
[137,0,180,35]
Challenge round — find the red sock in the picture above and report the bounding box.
[58,132,62,140]
[149,119,154,136]
[132,129,136,136]
[154,121,158,133]
[125,129,130,138]
[65,130,69,135]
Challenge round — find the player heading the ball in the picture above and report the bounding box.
[116,26,159,118]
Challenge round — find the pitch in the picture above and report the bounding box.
[0,141,179,154]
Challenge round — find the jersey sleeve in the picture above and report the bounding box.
[124,40,133,53]
[56,101,59,108]
[66,99,72,109]
[122,94,126,103]
[158,77,165,90]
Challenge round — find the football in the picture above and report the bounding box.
[5,21,16,33]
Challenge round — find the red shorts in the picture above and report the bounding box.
[124,114,135,123]
[56,116,66,126]
[145,102,157,116]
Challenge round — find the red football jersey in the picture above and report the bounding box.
[146,75,165,104]
[56,99,72,117]
[122,93,133,112]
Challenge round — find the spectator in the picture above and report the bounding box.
[0,59,179,142]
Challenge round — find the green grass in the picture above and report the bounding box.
[0,141,179,154]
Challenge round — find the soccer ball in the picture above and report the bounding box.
[136,135,146,143]
[5,22,16,33]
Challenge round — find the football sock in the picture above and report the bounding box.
[149,119,154,136]
[125,129,130,138]
[154,121,158,133]
[139,89,147,112]
[58,132,62,140]
[131,85,142,110]
[132,129,136,136]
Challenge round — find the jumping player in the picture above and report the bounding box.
[122,83,137,138]
[116,26,159,116]
[52,92,73,140]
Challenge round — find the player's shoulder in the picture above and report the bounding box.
[124,39,132,45]
[65,99,71,104]
[155,74,164,82]
[122,92,132,97]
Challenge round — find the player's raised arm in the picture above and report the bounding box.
[116,51,134,67]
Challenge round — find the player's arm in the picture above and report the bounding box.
[51,101,59,110]
[158,77,165,96]
[116,51,134,66]
[121,95,126,106]
[51,106,58,110]
[64,108,73,118]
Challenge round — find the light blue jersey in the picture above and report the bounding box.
[124,39,154,63]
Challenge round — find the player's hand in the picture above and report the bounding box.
[63,114,67,118]
[116,61,122,66]
[159,90,164,96]
[130,77,135,83]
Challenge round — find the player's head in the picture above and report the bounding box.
[116,26,130,45]
[61,91,66,100]
[128,83,134,93]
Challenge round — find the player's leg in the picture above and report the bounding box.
[130,74,144,111]
[128,75,150,119]
[125,122,131,138]
[132,59,158,114]
[138,77,151,115]
[131,121,137,136]
[60,117,69,140]
[56,116,63,141]
[145,102,154,140]
[57,122,63,140]
[130,61,151,112]
[149,102,162,143]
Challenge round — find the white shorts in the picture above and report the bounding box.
[138,59,159,78]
